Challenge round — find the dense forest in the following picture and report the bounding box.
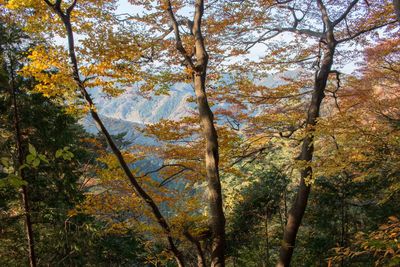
[0,0,399,266]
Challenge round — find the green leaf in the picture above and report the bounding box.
[19,164,28,170]
[55,149,63,158]
[32,158,40,168]
[62,151,74,161]
[38,154,49,164]
[26,154,35,164]
[6,174,27,188]
[1,157,9,167]
[28,143,37,156]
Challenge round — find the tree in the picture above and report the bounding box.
[0,16,38,267]
[214,1,397,265]
[162,1,226,265]
[0,20,146,264]
[116,0,231,264]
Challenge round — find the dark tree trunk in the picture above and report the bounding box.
[9,62,37,267]
[277,42,336,266]
[276,2,337,264]
[265,210,270,267]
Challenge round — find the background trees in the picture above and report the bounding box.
[0,27,146,266]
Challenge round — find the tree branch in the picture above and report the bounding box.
[165,0,195,70]
[332,0,360,27]
[66,0,77,16]
[337,20,398,43]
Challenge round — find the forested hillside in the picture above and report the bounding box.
[0,1,399,266]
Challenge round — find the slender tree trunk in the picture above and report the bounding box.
[265,210,270,267]
[277,2,337,264]
[340,175,346,267]
[192,1,225,266]
[277,43,336,266]
[20,187,36,267]
[9,60,37,267]
[284,188,288,225]
[165,0,226,264]
[184,231,206,267]
[193,72,225,267]
[340,172,350,267]
[43,2,185,266]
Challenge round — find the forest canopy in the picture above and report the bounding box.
[0,0,399,266]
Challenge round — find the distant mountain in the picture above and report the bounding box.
[92,82,195,125]
[82,82,196,147]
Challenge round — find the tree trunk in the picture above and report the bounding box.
[184,231,206,267]
[192,1,226,266]
[165,0,226,263]
[193,71,225,267]
[193,72,225,267]
[265,210,270,267]
[9,62,37,267]
[277,42,336,266]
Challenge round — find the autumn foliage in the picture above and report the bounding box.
[0,1,399,267]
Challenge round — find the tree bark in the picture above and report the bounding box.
[265,210,270,267]
[192,1,225,266]
[193,73,225,267]
[277,46,335,265]
[277,3,336,263]
[9,58,37,267]
[43,2,185,266]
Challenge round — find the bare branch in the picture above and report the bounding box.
[54,0,62,9]
[159,168,189,187]
[66,0,77,16]
[337,20,398,43]
[165,0,195,69]
[231,146,268,166]
[316,0,332,31]
[137,163,193,178]
[43,0,54,7]
[332,0,360,27]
